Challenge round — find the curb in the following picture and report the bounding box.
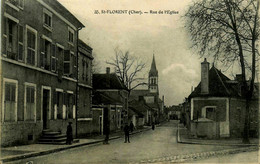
[137,146,258,163]
[177,123,259,147]
[1,128,151,163]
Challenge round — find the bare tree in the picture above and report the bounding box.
[107,48,147,92]
[185,0,259,143]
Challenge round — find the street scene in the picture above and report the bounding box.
[0,0,259,163]
[4,121,258,164]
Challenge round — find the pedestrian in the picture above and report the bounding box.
[152,122,155,130]
[66,122,73,145]
[124,124,130,143]
[129,121,134,133]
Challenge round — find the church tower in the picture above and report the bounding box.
[149,54,159,94]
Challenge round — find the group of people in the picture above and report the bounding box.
[66,121,156,145]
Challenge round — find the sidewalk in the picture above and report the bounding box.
[177,123,259,146]
[0,126,151,163]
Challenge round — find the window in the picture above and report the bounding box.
[201,106,216,121]
[54,90,63,119]
[26,26,37,65]
[5,0,24,10]
[64,50,71,75]
[43,9,52,30]
[3,18,18,60]
[82,59,89,81]
[64,51,76,78]
[68,27,74,44]
[3,79,17,122]
[67,93,75,119]
[25,84,36,121]
[40,37,51,70]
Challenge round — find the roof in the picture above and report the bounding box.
[129,99,155,114]
[47,0,84,28]
[128,106,144,118]
[92,91,123,105]
[189,66,240,98]
[149,54,158,77]
[93,73,129,91]
[78,39,93,59]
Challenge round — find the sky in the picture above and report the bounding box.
[57,0,224,106]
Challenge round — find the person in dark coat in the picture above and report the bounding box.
[124,124,130,143]
[152,122,155,130]
[66,122,73,145]
[129,121,134,133]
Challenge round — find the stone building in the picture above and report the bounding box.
[130,55,164,124]
[92,68,129,134]
[1,0,85,146]
[77,39,93,137]
[188,58,259,139]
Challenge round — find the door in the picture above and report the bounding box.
[99,116,103,135]
[43,89,50,129]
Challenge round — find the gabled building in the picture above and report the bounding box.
[188,58,259,139]
[1,0,85,146]
[92,67,129,134]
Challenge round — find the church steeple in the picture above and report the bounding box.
[149,54,158,94]
[149,54,158,77]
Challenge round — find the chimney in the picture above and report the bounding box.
[106,67,110,88]
[106,67,110,74]
[201,58,209,94]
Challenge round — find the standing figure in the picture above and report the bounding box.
[152,122,155,130]
[66,122,73,145]
[124,124,130,143]
[129,121,134,133]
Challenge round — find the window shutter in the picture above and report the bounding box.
[53,90,57,104]
[51,44,56,71]
[40,38,45,67]
[63,92,67,106]
[18,25,23,61]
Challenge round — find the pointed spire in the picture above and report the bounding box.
[149,54,158,77]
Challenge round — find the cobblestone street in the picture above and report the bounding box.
[8,121,248,164]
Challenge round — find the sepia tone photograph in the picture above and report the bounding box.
[0,0,259,163]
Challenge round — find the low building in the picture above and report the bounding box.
[188,58,259,139]
[92,68,129,134]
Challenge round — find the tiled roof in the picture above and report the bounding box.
[189,66,240,98]
[92,91,123,105]
[93,73,128,90]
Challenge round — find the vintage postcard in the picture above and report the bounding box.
[0,0,259,163]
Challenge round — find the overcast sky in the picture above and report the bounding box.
[57,0,220,106]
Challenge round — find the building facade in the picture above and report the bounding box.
[1,0,84,146]
[188,58,259,139]
[77,39,93,137]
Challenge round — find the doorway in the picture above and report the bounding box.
[42,88,50,129]
[99,115,103,135]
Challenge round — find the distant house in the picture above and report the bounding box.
[188,58,259,139]
[129,99,154,127]
[130,55,164,124]
[92,68,129,134]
